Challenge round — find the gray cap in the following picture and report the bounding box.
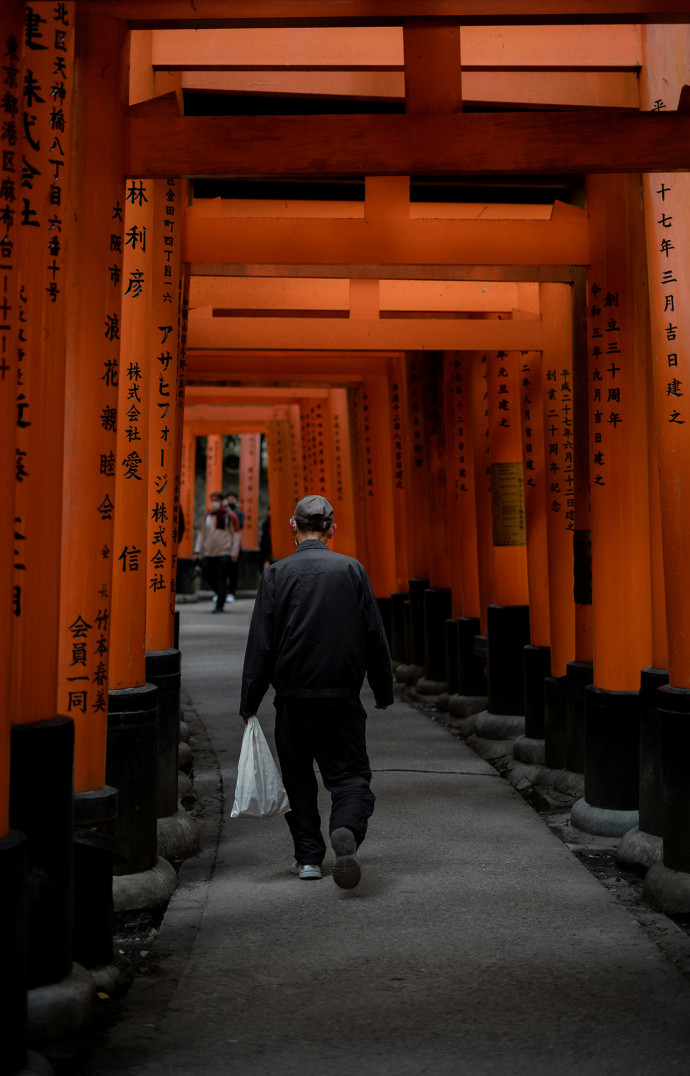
[293,495,334,530]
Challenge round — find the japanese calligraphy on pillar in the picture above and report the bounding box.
[541,361,574,530]
[390,379,404,491]
[407,355,424,473]
[587,283,624,489]
[239,434,260,548]
[649,178,686,427]
[448,356,469,498]
[361,388,375,497]
[148,178,182,625]
[488,351,526,546]
[14,3,74,625]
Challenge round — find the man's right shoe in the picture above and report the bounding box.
[330,827,361,889]
[290,860,322,880]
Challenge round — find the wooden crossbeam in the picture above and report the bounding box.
[126,110,690,177]
[187,314,541,350]
[80,2,690,28]
[188,263,577,282]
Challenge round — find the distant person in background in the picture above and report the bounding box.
[223,493,243,602]
[194,492,241,613]
[259,513,273,573]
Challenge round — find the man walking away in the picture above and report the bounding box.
[240,495,394,889]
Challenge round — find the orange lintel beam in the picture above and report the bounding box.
[187,316,541,351]
[189,263,576,283]
[180,69,640,111]
[186,387,331,406]
[150,25,642,70]
[80,2,690,28]
[126,110,690,178]
[183,206,588,267]
[188,277,529,312]
[187,405,279,424]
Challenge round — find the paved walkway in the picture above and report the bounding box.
[95,597,690,1075]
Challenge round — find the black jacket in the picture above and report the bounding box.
[240,539,394,717]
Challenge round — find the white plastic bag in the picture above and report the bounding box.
[231,716,290,818]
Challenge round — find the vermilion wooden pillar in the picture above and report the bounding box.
[571,173,653,837]
[9,1,76,994]
[178,429,196,559]
[327,387,356,557]
[359,374,399,599]
[443,352,486,704]
[486,349,530,716]
[266,417,294,561]
[239,434,261,549]
[470,352,496,635]
[107,177,160,880]
[518,348,551,743]
[205,433,224,501]
[388,356,410,593]
[2,4,27,1064]
[639,25,690,909]
[540,284,578,769]
[400,352,431,674]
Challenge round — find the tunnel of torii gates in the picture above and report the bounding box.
[2,0,690,1064]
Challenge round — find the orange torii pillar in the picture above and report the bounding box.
[266,415,298,560]
[571,173,653,838]
[358,373,400,614]
[205,432,224,504]
[56,7,128,970]
[640,24,690,911]
[385,360,413,664]
[1,3,27,1065]
[517,348,552,748]
[177,428,197,592]
[396,352,432,680]
[470,352,497,687]
[326,388,357,558]
[485,350,530,717]
[9,3,76,999]
[539,285,579,771]
[443,352,486,711]
[417,352,453,695]
[145,179,193,850]
[239,434,261,550]
[108,178,174,902]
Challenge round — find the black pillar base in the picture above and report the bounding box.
[566,661,592,773]
[638,667,669,839]
[457,617,486,696]
[423,588,452,685]
[544,675,569,769]
[107,684,158,876]
[583,685,640,812]
[523,645,551,740]
[145,650,181,820]
[657,684,690,873]
[10,716,74,990]
[1,829,28,1074]
[487,604,530,716]
[390,592,408,664]
[73,786,121,969]
[408,578,429,668]
[176,556,198,595]
[445,620,459,697]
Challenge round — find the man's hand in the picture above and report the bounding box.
[374,703,388,710]
[243,714,255,725]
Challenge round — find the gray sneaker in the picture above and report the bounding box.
[330,827,361,889]
[290,860,322,880]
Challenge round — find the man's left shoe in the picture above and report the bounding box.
[290,860,322,880]
[330,827,361,889]
[227,594,236,602]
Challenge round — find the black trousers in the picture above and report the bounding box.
[202,555,231,610]
[274,696,375,866]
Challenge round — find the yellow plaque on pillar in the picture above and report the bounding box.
[490,462,527,547]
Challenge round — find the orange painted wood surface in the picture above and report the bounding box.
[179,430,196,559]
[109,179,154,690]
[184,206,588,267]
[403,21,463,114]
[81,2,690,28]
[424,352,452,589]
[444,353,481,620]
[58,10,128,791]
[519,350,551,648]
[238,434,261,549]
[180,68,640,110]
[539,284,577,679]
[149,25,642,70]
[126,111,690,179]
[186,316,542,352]
[0,0,23,836]
[11,4,75,724]
[326,389,357,557]
[641,25,689,684]
[359,375,402,595]
[205,434,224,500]
[486,349,530,608]
[146,179,184,654]
[586,173,652,691]
[403,353,431,580]
[470,353,495,634]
